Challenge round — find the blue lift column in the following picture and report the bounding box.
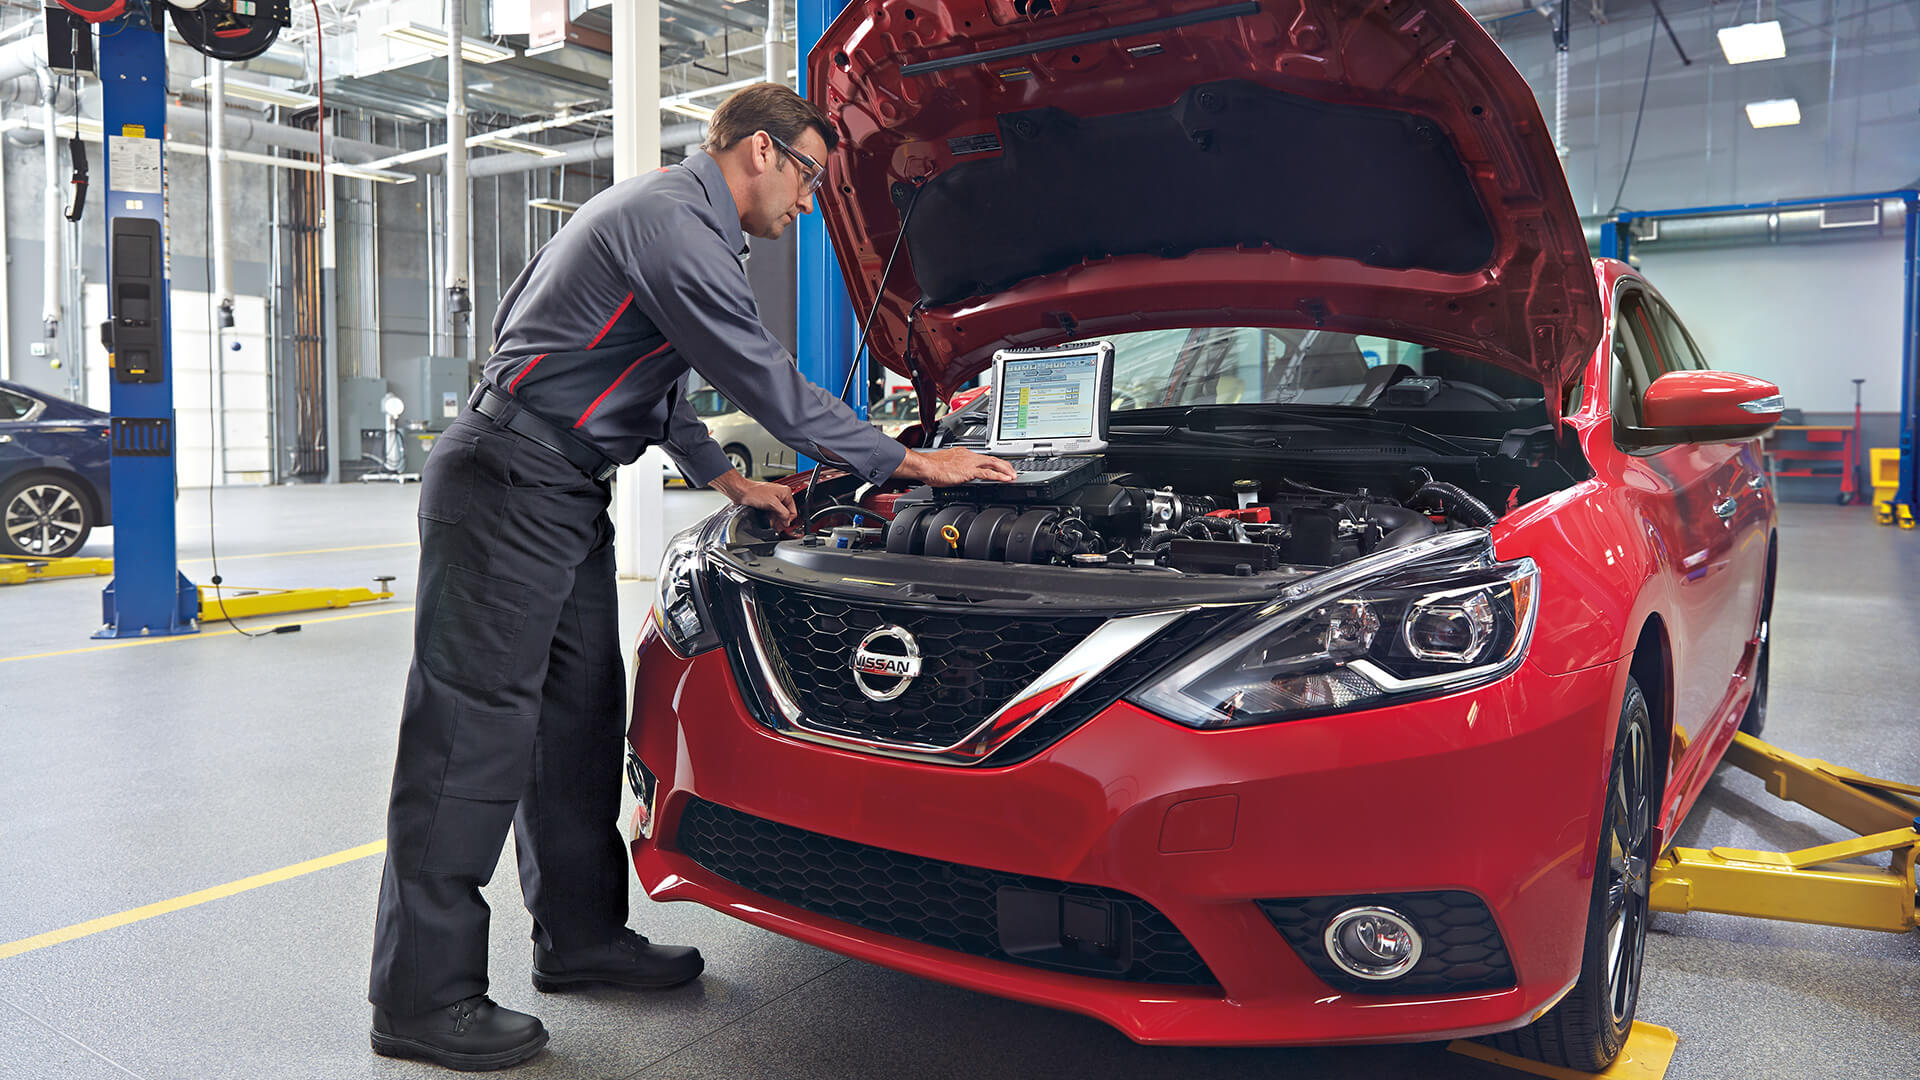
[96,8,197,638]
[795,0,858,472]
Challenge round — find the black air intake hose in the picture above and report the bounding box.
[1411,482,1498,527]
[1367,504,1440,548]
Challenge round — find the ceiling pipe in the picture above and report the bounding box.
[1583,201,1911,251]
[765,0,782,82]
[1552,0,1569,158]
[35,58,58,339]
[466,121,706,178]
[169,103,397,163]
[209,65,234,326]
[446,0,472,323]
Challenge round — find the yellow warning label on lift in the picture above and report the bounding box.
[121,124,145,138]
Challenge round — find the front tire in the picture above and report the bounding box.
[2,474,93,558]
[724,444,753,479]
[1490,677,1654,1072]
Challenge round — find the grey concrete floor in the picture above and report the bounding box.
[1,485,1916,1080]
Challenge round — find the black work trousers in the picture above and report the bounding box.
[369,408,628,1016]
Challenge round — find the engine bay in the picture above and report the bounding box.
[797,458,1511,576]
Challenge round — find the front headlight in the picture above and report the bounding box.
[1128,542,1538,730]
[650,509,739,657]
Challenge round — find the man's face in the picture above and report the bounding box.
[743,128,828,241]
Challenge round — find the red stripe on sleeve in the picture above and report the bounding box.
[506,353,549,392]
[573,341,674,429]
[586,293,635,350]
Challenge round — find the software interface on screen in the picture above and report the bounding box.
[996,351,1100,443]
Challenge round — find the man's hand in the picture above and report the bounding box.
[709,471,798,529]
[895,447,1018,486]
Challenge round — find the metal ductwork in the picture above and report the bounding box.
[1584,200,1912,252]
[465,121,706,178]
[235,39,310,81]
[167,105,397,164]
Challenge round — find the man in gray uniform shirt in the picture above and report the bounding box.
[369,84,1014,1071]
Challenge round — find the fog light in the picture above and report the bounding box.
[1323,906,1423,980]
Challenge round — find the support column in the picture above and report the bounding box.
[445,0,472,347]
[97,11,196,637]
[795,0,857,472]
[611,0,667,580]
[1896,191,1918,519]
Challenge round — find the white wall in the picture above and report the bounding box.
[1636,237,1907,414]
[86,285,272,486]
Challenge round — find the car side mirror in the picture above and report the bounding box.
[1619,371,1784,448]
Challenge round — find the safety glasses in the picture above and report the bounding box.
[765,132,825,196]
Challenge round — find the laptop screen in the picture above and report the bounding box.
[995,348,1101,443]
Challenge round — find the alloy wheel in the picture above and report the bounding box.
[5,483,86,556]
[1603,715,1651,1026]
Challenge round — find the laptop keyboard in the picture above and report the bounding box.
[1002,455,1103,476]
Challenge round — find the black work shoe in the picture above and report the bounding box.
[370,995,548,1072]
[532,928,705,992]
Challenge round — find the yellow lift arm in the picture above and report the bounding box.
[0,555,116,585]
[1648,731,1920,934]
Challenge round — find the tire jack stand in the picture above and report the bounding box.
[1452,732,1917,1079]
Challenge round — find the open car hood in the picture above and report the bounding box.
[810,0,1601,411]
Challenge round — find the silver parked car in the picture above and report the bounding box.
[675,387,796,481]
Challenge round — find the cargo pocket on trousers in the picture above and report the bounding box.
[423,566,532,692]
[417,431,479,524]
[439,703,538,802]
[419,791,522,875]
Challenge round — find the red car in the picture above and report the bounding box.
[628,0,1782,1072]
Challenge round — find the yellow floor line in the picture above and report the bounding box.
[0,605,414,665]
[179,541,418,563]
[0,840,387,961]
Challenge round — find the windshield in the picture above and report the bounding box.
[1108,327,1542,415]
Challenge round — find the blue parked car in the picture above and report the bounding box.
[0,379,112,558]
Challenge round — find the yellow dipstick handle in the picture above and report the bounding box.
[941,524,961,552]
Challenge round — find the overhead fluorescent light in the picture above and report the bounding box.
[1744,98,1802,128]
[190,75,318,110]
[528,198,582,214]
[380,22,516,64]
[1717,20,1786,65]
[328,162,419,184]
[661,101,715,121]
[476,135,565,158]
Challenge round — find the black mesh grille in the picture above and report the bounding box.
[745,581,1102,748]
[989,605,1248,764]
[676,798,1218,986]
[1257,891,1515,994]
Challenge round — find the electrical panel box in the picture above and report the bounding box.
[108,218,165,383]
[45,6,96,76]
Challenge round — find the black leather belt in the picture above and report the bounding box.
[470,384,620,482]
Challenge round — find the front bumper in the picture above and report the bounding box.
[628,624,1624,1046]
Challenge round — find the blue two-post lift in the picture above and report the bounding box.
[1599,190,1920,528]
[96,6,198,638]
[794,0,860,470]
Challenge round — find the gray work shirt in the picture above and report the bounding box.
[483,150,907,488]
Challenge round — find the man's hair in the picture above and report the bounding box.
[704,83,839,156]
